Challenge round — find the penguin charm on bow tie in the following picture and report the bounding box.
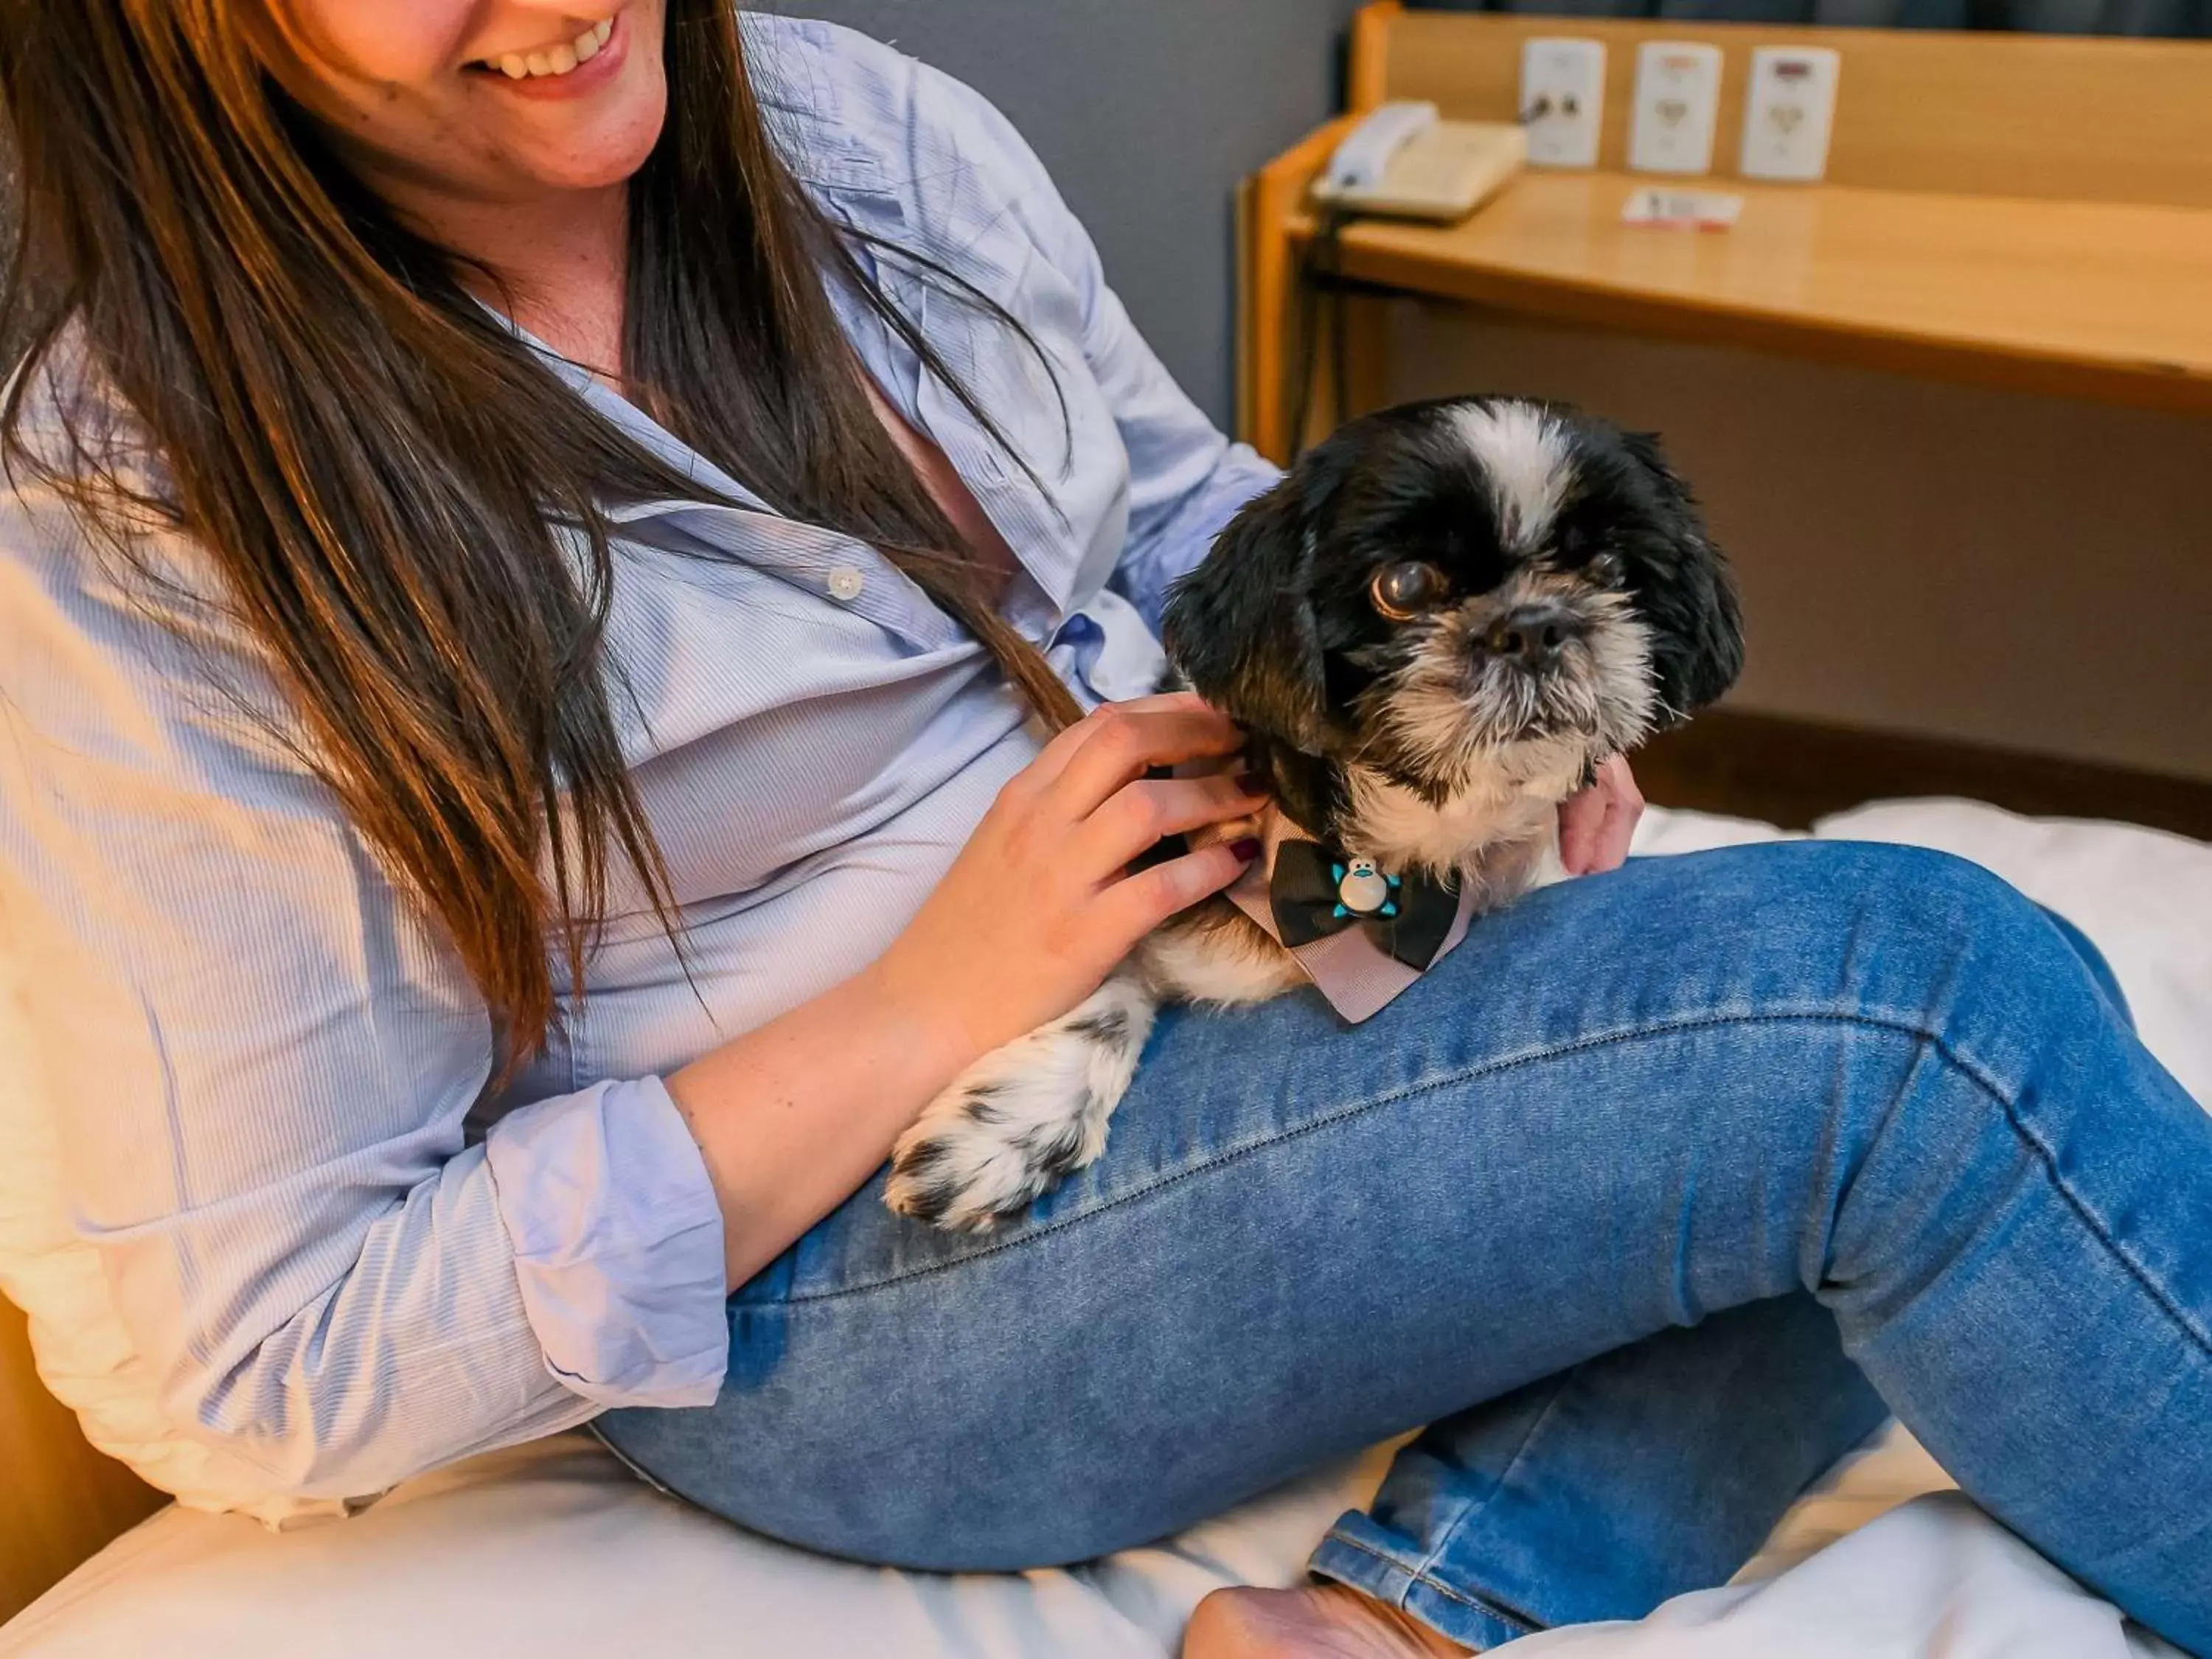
[1268,840,1461,971]
[1333,858,1399,919]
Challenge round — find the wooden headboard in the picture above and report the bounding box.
[0,1297,164,1623]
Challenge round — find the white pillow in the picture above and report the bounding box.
[0,894,347,1526]
[7,1422,2179,1659]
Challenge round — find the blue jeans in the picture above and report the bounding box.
[599,843,2211,1654]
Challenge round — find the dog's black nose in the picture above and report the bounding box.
[1482,602,1584,667]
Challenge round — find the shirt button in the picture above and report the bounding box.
[827,566,865,602]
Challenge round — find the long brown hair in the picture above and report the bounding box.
[0,1,1081,1069]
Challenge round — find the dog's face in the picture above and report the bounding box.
[1163,397,1742,837]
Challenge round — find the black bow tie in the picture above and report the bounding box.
[1267,840,1461,970]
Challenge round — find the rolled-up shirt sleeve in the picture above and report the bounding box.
[483,1076,726,1409]
[0,484,727,1506]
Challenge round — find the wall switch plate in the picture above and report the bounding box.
[1740,46,1840,181]
[1628,41,1722,175]
[1520,38,1605,170]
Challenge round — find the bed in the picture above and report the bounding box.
[4,798,2205,1658]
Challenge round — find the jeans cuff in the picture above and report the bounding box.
[1310,1510,1546,1652]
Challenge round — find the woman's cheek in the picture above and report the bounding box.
[276,0,480,86]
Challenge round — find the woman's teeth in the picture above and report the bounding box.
[487,18,613,80]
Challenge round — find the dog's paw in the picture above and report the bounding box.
[885,978,1155,1232]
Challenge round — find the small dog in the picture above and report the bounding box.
[886,396,1744,1231]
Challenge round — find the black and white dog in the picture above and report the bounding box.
[886,396,1745,1231]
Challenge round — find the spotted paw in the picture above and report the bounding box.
[884,977,1156,1232]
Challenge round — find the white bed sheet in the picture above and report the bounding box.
[7,800,2205,1659]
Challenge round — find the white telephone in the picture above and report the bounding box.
[1311,100,1526,223]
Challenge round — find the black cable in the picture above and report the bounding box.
[1329,217,1350,444]
[1287,204,1349,461]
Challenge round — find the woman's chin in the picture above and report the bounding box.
[507,107,668,194]
[472,59,669,194]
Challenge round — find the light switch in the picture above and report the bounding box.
[1628,41,1722,175]
[1520,37,1606,170]
[1740,46,1840,182]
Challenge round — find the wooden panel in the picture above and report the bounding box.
[1360,8,2212,210]
[1240,115,1359,461]
[0,1298,164,1624]
[1304,174,2212,416]
[1347,0,1402,114]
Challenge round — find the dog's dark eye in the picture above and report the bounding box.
[1585,552,1626,589]
[1370,561,1450,621]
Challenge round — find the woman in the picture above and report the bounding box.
[0,5,2203,1656]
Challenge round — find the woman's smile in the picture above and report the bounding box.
[467,13,629,100]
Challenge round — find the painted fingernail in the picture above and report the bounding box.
[1230,837,1263,862]
[1235,770,1270,796]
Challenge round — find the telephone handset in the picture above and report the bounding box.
[1310,100,1526,224]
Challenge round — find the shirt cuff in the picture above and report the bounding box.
[484,1076,728,1410]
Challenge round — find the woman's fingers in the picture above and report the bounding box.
[1040,697,1245,820]
[1559,756,1645,875]
[1590,757,1644,872]
[1072,772,1268,877]
[1096,838,1256,943]
[1557,785,1605,875]
[1017,692,1224,794]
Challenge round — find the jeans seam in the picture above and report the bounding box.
[780,1009,1862,1305]
[1404,1375,1571,1592]
[1321,1531,1545,1633]
[772,1006,2211,1354]
[1981,1074,2212,1359]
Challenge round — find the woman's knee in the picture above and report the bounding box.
[1809,839,2032,933]
[1756,840,2115,1055]
[1633,840,2062,1013]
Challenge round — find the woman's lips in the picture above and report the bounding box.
[467,13,628,101]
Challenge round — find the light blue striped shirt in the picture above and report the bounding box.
[0,14,1277,1504]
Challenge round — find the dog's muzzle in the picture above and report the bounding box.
[1479,600,1587,672]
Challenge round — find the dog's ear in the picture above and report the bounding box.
[1616,430,1745,726]
[1161,480,1332,747]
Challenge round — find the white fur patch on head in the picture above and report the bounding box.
[1446,400,1573,552]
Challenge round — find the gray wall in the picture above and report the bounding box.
[787,1,1366,429]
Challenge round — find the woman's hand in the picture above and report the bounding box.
[1558,755,1645,876]
[863,692,1266,1067]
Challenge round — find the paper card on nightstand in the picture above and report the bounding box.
[1621,186,1744,229]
